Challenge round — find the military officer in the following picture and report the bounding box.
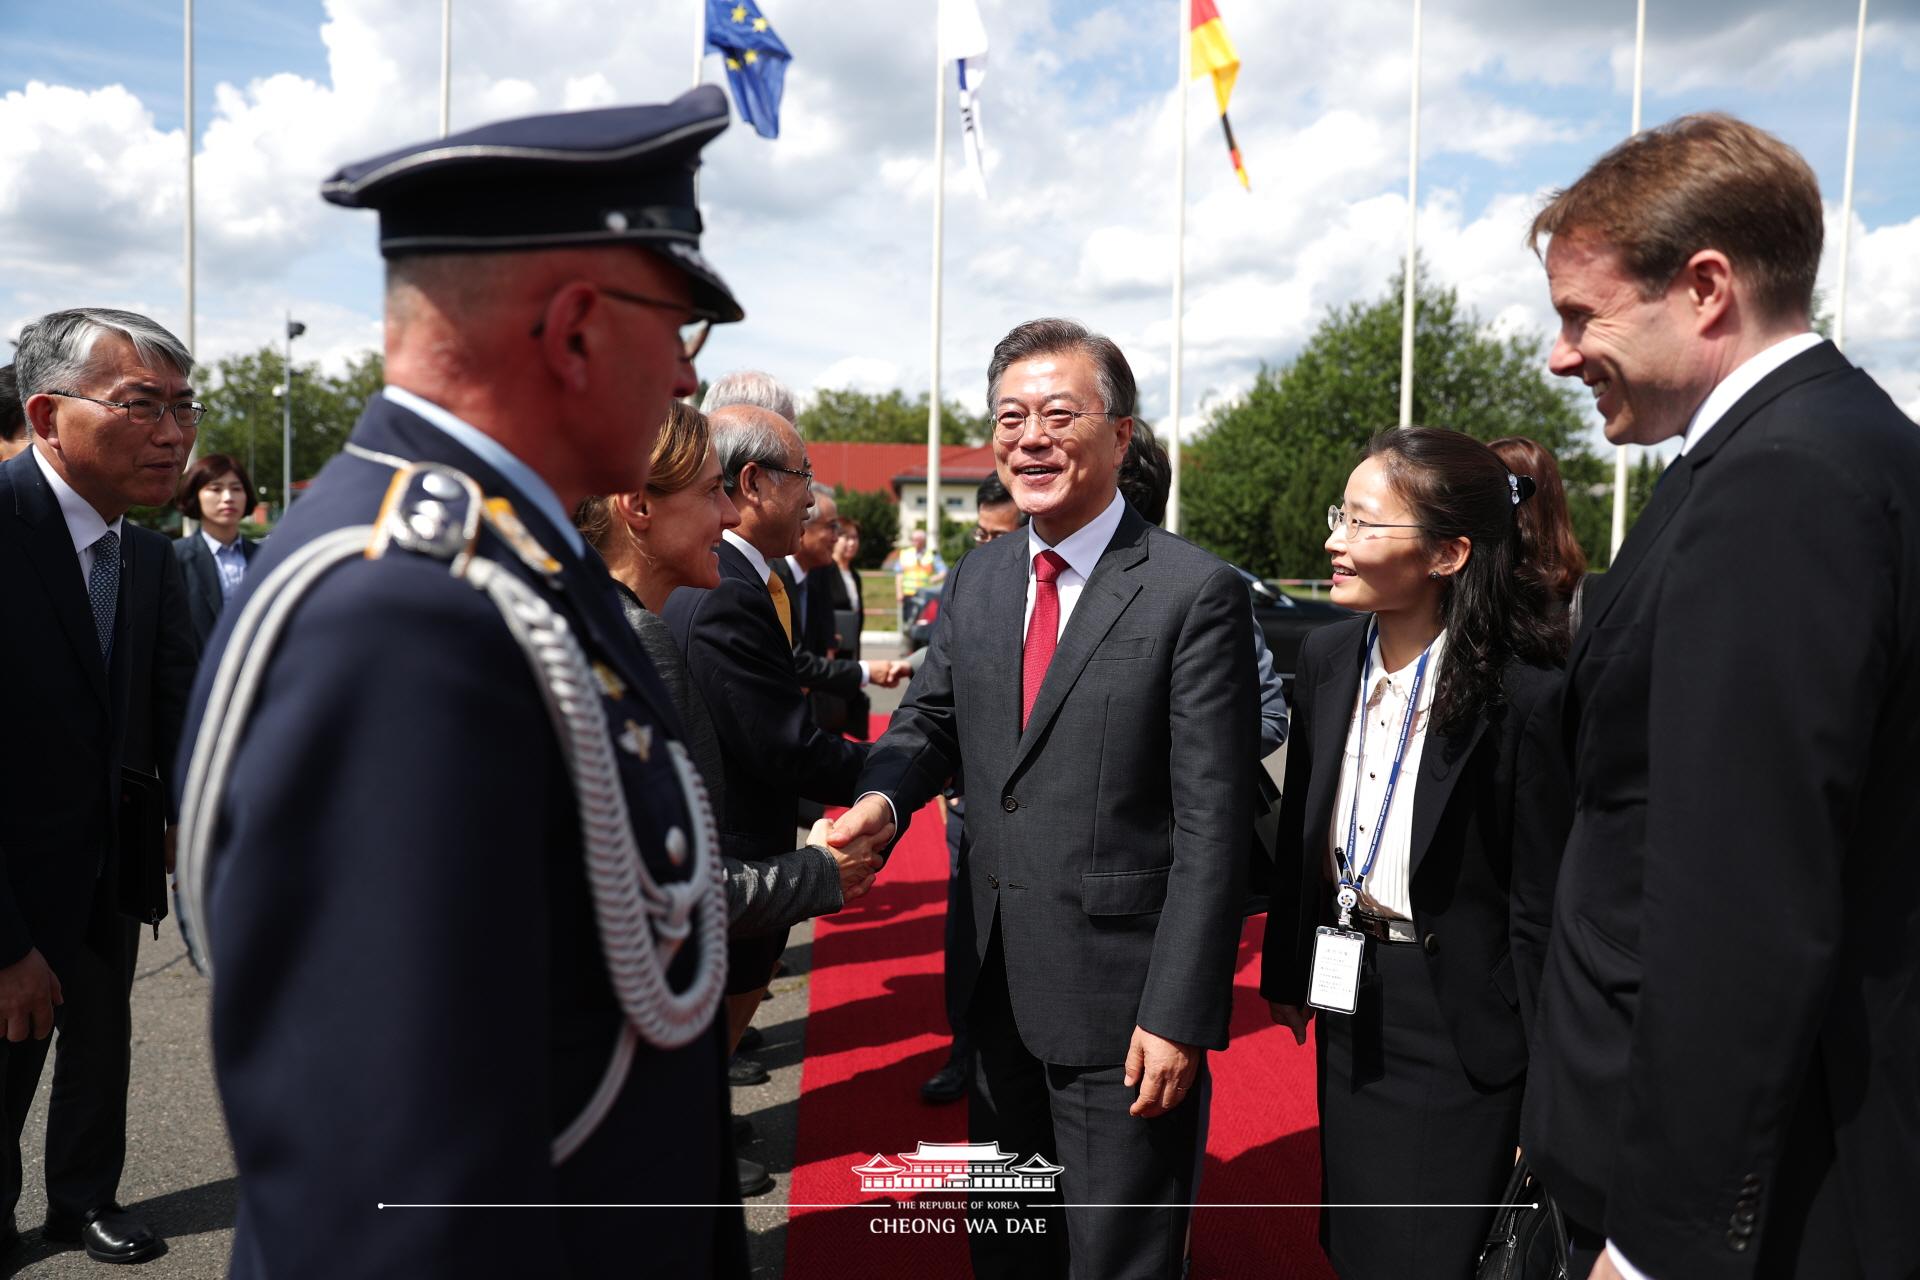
[173,88,748,1277]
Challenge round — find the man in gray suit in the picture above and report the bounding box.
[831,318,1257,1279]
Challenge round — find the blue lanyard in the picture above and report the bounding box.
[1337,625,1431,899]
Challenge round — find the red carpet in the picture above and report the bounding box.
[785,720,1335,1278]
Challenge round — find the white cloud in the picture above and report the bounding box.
[2,0,1917,454]
[812,356,903,394]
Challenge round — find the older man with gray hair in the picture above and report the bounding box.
[664,405,886,1064]
[0,307,199,1264]
[701,368,796,423]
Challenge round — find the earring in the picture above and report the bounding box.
[1429,571,1442,580]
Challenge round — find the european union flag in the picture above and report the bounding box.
[706,0,792,140]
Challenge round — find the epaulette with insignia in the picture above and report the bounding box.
[364,462,562,585]
[367,463,485,574]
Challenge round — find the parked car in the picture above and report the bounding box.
[901,585,943,654]
[1239,567,1352,695]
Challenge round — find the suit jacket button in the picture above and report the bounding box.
[1422,933,1439,955]
[987,874,999,889]
[1727,1230,1748,1251]
[1002,796,1018,812]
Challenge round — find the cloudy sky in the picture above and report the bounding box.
[5,0,1918,446]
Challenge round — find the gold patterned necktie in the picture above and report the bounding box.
[766,571,794,644]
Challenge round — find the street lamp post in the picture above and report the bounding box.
[282,315,305,518]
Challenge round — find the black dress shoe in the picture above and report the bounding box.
[737,1157,774,1198]
[920,1056,972,1105]
[43,1204,165,1264]
[728,1054,770,1087]
[733,1114,755,1145]
[736,1025,765,1054]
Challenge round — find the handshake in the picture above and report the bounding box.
[865,660,915,688]
[805,794,899,906]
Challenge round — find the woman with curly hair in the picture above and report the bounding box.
[1259,426,1573,1279]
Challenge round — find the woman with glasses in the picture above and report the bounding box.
[1258,427,1573,1279]
[172,453,260,649]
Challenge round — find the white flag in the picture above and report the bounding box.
[939,0,990,198]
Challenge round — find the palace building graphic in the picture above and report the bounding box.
[852,1142,1065,1194]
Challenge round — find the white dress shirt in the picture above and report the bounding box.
[202,529,248,599]
[31,444,123,586]
[1325,627,1446,921]
[1678,331,1823,456]
[723,528,772,584]
[1021,489,1128,642]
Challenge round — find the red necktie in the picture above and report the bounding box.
[1022,550,1069,728]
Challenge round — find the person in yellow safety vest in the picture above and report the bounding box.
[895,524,947,606]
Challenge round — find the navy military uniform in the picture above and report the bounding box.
[174,89,748,1277]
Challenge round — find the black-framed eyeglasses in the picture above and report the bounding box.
[1327,505,1425,539]
[529,284,711,361]
[991,407,1116,441]
[758,460,813,485]
[47,390,207,427]
[972,525,1015,544]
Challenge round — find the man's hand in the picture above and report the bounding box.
[827,794,897,864]
[866,660,915,688]
[1123,1025,1201,1118]
[1267,1002,1313,1046]
[0,948,62,1042]
[809,818,879,901]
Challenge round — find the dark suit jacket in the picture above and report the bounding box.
[1522,341,1920,1278]
[176,397,744,1278]
[816,561,861,658]
[768,556,863,697]
[0,449,195,976]
[664,540,867,865]
[612,583,842,937]
[172,530,258,650]
[858,506,1258,1065]
[1257,616,1570,1087]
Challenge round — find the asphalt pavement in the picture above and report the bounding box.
[7,924,237,1278]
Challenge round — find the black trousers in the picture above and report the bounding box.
[1,898,140,1224]
[940,807,974,1065]
[1316,937,1520,1280]
[967,922,1203,1280]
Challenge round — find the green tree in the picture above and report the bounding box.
[799,388,990,445]
[833,485,899,570]
[1183,267,1640,579]
[197,346,385,518]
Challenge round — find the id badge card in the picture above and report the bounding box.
[1307,926,1366,1014]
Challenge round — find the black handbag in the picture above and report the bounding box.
[1475,1156,1570,1280]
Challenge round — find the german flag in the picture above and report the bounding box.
[1190,0,1248,190]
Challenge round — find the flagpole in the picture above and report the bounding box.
[183,0,195,361]
[926,47,946,549]
[1396,0,1422,428]
[1835,0,1868,354]
[1168,0,1190,534]
[692,0,707,87]
[181,0,198,509]
[439,0,452,136]
[1610,0,1646,560]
